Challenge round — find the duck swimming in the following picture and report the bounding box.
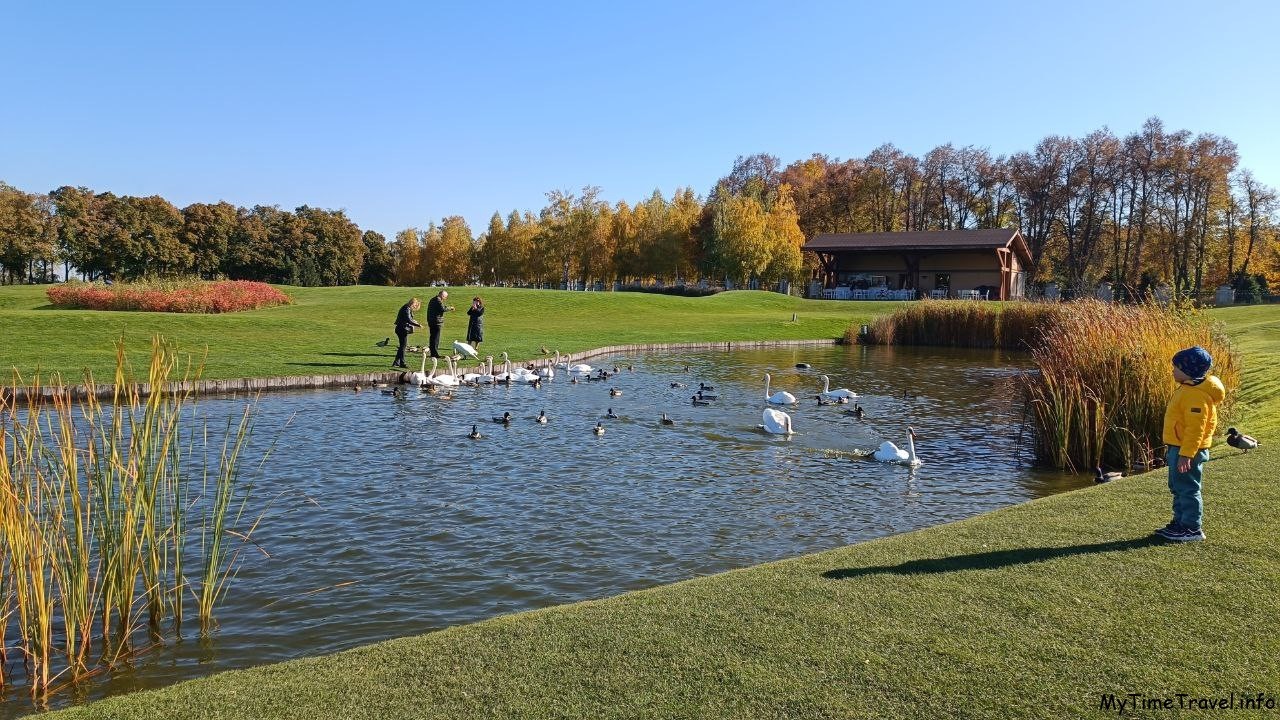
[537,410,549,424]
[660,413,675,426]
[593,422,606,436]
[691,395,711,406]
[468,425,483,440]
[605,408,619,419]
[492,411,512,425]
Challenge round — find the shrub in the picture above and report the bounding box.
[47,279,291,313]
[616,284,724,297]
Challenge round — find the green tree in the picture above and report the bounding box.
[295,206,365,285]
[711,190,768,286]
[182,201,238,279]
[360,230,395,285]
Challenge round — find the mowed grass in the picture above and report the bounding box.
[39,305,1280,719]
[0,285,881,382]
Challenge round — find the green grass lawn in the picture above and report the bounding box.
[0,285,880,382]
[32,298,1280,719]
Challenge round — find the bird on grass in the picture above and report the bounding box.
[1226,428,1259,453]
[660,413,675,426]
[539,345,550,354]
[375,337,390,347]
[593,422,606,436]
[1094,466,1124,484]
[468,425,483,440]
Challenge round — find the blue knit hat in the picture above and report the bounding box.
[1172,346,1212,381]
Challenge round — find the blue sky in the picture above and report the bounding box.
[2,0,1277,238]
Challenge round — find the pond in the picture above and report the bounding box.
[4,344,1085,715]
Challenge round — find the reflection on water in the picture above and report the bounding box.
[2,344,1084,716]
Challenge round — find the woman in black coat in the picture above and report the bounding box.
[466,297,485,350]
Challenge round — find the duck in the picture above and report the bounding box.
[795,362,811,369]
[627,364,634,371]
[570,376,579,384]
[537,410,549,424]
[699,383,715,391]
[902,389,918,400]
[670,382,687,389]
[691,395,711,406]
[1094,466,1124,483]
[764,373,798,405]
[696,391,715,402]
[605,408,619,419]
[817,375,857,402]
[817,397,836,406]
[660,413,675,426]
[1226,428,1260,452]
[492,411,512,425]
[593,422,606,436]
[527,376,542,389]
[852,403,865,419]
[375,337,390,347]
[873,427,920,466]
[353,384,361,393]
[759,408,794,435]
[467,425,483,440]
[539,345,550,355]
[380,388,399,396]
[609,387,622,397]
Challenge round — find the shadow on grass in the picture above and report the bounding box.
[286,362,375,368]
[320,352,388,358]
[822,536,1164,580]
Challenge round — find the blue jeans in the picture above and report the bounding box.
[1166,446,1208,530]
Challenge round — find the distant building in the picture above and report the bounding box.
[802,228,1032,300]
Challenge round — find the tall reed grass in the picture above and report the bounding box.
[853,300,1240,471]
[0,337,262,700]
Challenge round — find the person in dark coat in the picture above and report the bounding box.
[392,297,422,368]
[466,296,485,350]
[426,290,453,358]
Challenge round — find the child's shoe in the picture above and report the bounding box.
[1157,525,1205,542]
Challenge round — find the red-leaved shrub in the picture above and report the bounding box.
[47,280,292,313]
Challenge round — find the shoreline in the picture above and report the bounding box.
[3,338,841,404]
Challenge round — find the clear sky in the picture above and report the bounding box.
[2,0,1277,239]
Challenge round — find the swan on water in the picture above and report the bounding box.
[569,362,593,374]
[432,356,460,387]
[872,427,920,466]
[817,375,856,401]
[764,373,798,405]
[553,351,569,369]
[759,408,794,435]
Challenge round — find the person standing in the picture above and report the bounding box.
[466,296,485,351]
[392,297,421,368]
[1156,346,1225,542]
[426,289,454,358]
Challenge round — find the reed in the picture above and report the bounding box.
[1018,300,1239,471]
[0,336,262,700]
[856,299,1059,349]
[853,300,1240,471]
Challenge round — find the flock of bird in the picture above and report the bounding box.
[370,341,924,467]
[371,339,1263,476]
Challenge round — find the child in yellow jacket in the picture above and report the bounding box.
[1157,346,1226,542]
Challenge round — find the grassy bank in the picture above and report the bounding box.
[43,304,1280,718]
[0,285,880,382]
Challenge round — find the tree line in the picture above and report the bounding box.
[1,117,1276,299]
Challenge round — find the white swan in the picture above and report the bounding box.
[553,351,568,369]
[432,356,460,387]
[759,408,794,435]
[537,363,555,379]
[873,427,920,466]
[569,361,593,374]
[408,348,431,386]
[452,340,479,360]
[764,373,798,405]
[475,356,496,384]
[493,352,514,382]
[818,375,857,401]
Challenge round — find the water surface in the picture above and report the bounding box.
[4,345,1084,716]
